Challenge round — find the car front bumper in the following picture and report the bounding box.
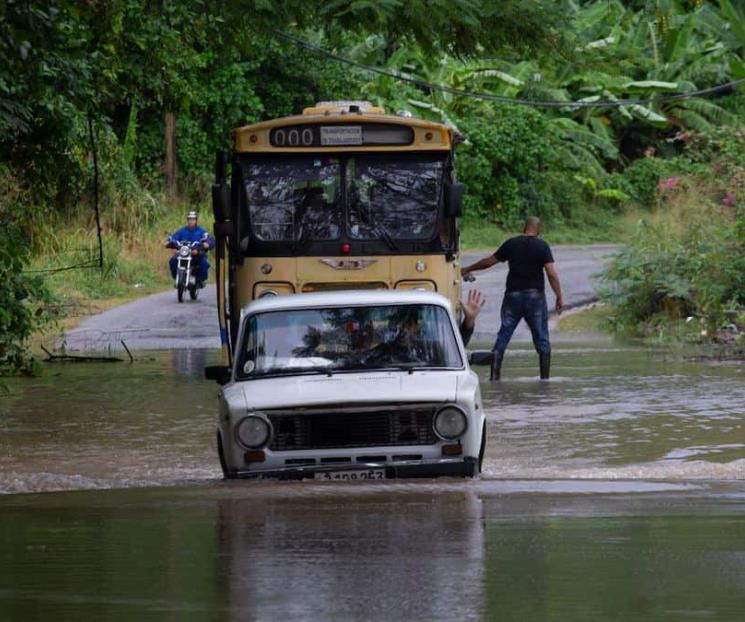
[227,457,478,480]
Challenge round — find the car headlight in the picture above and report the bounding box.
[178,246,190,257]
[235,415,272,449]
[433,406,468,440]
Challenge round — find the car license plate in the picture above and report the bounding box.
[315,469,385,481]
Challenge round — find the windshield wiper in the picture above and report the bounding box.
[344,361,430,374]
[251,365,335,378]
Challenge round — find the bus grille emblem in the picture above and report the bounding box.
[320,259,377,270]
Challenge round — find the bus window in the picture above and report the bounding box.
[244,158,341,242]
[347,156,444,241]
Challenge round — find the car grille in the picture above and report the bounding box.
[267,407,437,451]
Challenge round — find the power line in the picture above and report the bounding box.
[277,30,745,109]
[23,262,100,275]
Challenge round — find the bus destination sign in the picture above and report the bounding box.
[320,126,362,146]
[269,123,415,148]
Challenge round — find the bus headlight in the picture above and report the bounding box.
[259,290,278,298]
[433,406,467,440]
[235,415,272,449]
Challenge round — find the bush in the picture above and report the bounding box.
[622,156,671,208]
[0,173,54,384]
[599,208,745,337]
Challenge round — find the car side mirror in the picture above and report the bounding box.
[468,350,494,366]
[444,182,464,217]
[205,365,231,385]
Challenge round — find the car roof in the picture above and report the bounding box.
[240,290,453,320]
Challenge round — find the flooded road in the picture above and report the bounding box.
[2,339,745,619]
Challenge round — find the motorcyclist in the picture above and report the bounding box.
[166,211,215,287]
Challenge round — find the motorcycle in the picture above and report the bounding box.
[167,236,207,302]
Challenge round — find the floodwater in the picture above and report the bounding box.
[2,340,745,620]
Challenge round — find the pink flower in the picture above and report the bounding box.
[723,192,737,207]
[658,176,680,192]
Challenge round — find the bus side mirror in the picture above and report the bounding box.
[212,149,231,224]
[205,365,231,385]
[468,351,494,366]
[444,182,464,217]
[212,184,231,224]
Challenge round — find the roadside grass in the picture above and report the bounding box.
[555,303,612,334]
[460,209,638,251]
[31,198,214,332]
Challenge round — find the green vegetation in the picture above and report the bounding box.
[599,128,745,344]
[2,0,745,376]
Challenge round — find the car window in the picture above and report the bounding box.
[238,303,462,378]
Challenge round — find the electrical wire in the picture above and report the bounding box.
[23,262,101,275]
[276,30,745,109]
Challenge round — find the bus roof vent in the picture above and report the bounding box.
[303,101,385,115]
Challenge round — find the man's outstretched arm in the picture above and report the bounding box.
[544,262,564,314]
[461,254,499,276]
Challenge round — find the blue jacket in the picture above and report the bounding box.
[169,225,215,248]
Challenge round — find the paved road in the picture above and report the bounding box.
[462,245,618,343]
[61,245,618,351]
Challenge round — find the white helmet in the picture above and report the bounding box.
[187,211,198,220]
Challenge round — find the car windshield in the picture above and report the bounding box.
[244,157,341,242]
[238,303,462,378]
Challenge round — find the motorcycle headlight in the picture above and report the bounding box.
[433,406,468,440]
[235,415,272,449]
[178,246,190,257]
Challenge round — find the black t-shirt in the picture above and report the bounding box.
[494,235,554,292]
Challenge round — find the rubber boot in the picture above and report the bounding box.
[490,350,505,381]
[539,352,551,380]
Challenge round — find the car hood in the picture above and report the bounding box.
[226,371,461,411]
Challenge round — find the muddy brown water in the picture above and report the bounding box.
[2,340,745,620]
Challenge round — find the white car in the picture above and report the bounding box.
[206,290,485,480]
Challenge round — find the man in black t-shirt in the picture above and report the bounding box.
[461,217,564,380]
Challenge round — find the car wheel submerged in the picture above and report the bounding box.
[217,431,232,479]
[478,422,486,474]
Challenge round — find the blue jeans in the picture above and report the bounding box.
[494,289,550,355]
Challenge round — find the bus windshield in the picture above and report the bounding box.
[238,303,462,378]
[347,156,443,241]
[244,158,341,242]
[242,155,444,244]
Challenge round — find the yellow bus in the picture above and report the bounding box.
[211,101,465,360]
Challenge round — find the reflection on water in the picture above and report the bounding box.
[2,485,745,621]
[217,488,485,620]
